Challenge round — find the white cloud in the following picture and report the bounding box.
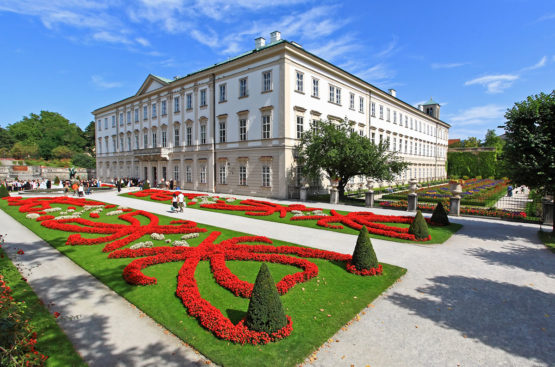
[447,104,506,126]
[135,37,151,47]
[464,74,519,94]
[356,63,395,83]
[376,36,399,58]
[93,31,132,45]
[536,13,555,22]
[431,62,466,69]
[520,56,547,71]
[309,35,359,62]
[91,75,122,89]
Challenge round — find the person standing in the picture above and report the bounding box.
[177,191,185,213]
[116,179,121,193]
[171,192,178,212]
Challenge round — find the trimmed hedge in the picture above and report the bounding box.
[447,151,498,178]
[351,226,379,270]
[408,211,429,239]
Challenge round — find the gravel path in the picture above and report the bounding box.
[2,189,554,366]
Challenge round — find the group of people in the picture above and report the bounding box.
[171,191,185,212]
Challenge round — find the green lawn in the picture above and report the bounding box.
[0,247,87,367]
[538,230,555,253]
[122,192,462,244]
[0,198,405,367]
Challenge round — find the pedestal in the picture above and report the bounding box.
[542,198,554,225]
[450,196,461,216]
[330,188,339,205]
[365,191,375,208]
[407,193,418,212]
[300,187,308,202]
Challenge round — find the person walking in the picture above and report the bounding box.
[177,191,185,213]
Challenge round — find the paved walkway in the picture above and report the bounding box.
[2,189,554,366]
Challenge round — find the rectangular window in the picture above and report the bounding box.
[405,140,408,153]
[296,116,304,139]
[371,132,375,144]
[186,166,192,183]
[239,166,247,186]
[135,134,139,149]
[329,85,334,102]
[98,141,102,153]
[371,102,376,117]
[329,85,341,104]
[399,113,403,125]
[186,126,192,146]
[262,166,271,187]
[174,96,180,113]
[186,93,192,109]
[399,138,402,152]
[219,84,226,102]
[379,105,384,119]
[135,109,139,122]
[239,78,248,97]
[263,71,272,92]
[200,166,206,184]
[143,133,148,148]
[152,103,157,118]
[127,136,131,151]
[239,118,247,141]
[104,118,108,129]
[262,114,271,139]
[112,116,116,127]
[359,97,364,113]
[200,89,207,107]
[393,111,397,124]
[143,106,148,120]
[152,132,157,147]
[161,100,167,114]
[296,71,303,92]
[349,93,355,109]
[393,137,397,151]
[161,131,167,147]
[127,111,131,124]
[112,138,116,152]
[219,165,227,184]
[174,128,180,146]
[312,78,319,97]
[219,121,226,143]
[173,165,179,181]
[119,113,124,126]
[200,125,206,144]
[405,116,408,127]
[386,108,390,121]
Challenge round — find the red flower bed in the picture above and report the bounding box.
[90,213,100,218]
[4,196,104,213]
[129,189,207,202]
[4,195,384,345]
[346,262,383,276]
[36,215,55,222]
[127,190,433,242]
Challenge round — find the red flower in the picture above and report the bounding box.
[53,311,60,318]
[17,249,24,255]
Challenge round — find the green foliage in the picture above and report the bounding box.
[297,119,407,197]
[54,176,60,185]
[72,152,96,168]
[447,151,498,178]
[408,210,429,239]
[430,202,450,225]
[0,185,9,198]
[503,91,555,196]
[10,141,39,159]
[351,226,379,270]
[245,263,287,334]
[83,121,96,155]
[0,127,15,150]
[52,145,74,159]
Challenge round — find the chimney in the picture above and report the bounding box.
[388,89,397,97]
[270,31,281,43]
[255,37,266,49]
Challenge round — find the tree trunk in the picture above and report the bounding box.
[338,182,347,199]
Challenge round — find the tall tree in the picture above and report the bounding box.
[83,121,96,154]
[0,127,15,150]
[482,129,504,151]
[297,119,408,197]
[503,91,554,228]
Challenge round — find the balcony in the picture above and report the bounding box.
[133,147,170,161]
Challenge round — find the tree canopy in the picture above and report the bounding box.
[297,119,408,196]
[502,91,554,196]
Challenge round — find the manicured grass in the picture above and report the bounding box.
[538,231,555,253]
[0,199,405,367]
[122,192,462,244]
[0,246,86,367]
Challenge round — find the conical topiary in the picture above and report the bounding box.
[0,184,9,198]
[245,263,287,334]
[351,226,379,270]
[408,210,429,239]
[54,176,60,185]
[430,202,450,225]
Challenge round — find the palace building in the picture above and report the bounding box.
[93,31,449,199]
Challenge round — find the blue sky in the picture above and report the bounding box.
[0,0,553,139]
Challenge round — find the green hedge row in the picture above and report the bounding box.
[447,151,498,178]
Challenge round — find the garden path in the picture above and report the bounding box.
[3,188,554,367]
[494,185,531,211]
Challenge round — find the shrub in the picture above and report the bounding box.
[245,263,287,334]
[71,152,96,169]
[54,176,60,185]
[408,210,429,239]
[430,202,450,225]
[0,185,9,198]
[142,181,150,190]
[351,226,378,270]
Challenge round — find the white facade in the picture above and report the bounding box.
[93,33,449,198]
